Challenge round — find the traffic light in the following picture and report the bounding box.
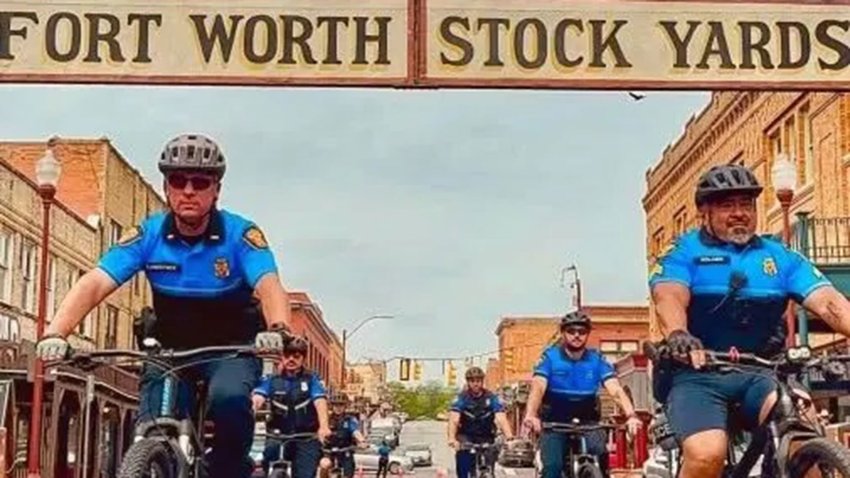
[446,361,457,387]
[399,358,411,381]
[503,348,515,373]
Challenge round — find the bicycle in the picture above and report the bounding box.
[645,341,850,478]
[458,442,499,478]
[263,430,321,478]
[536,421,616,478]
[50,339,258,478]
[320,444,358,478]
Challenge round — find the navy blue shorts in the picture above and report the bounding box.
[666,370,776,442]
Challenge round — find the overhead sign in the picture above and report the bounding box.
[1,0,850,89]
[0,0,410,86]
[423,0,850,89]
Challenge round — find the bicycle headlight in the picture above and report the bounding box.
[787,346,812,362]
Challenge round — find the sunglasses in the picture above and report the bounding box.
[167,174,214,191]
[563,327,589,336]
[282,351,305,358]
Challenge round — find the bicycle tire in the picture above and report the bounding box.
[577,462,605,478]
[787,438,850,477]
[269,470,289,478]
[117,439,177,478]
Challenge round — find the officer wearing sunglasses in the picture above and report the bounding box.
[36,134,292,478]
[523,310,642,478]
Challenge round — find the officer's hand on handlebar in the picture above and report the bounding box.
[318,426,333,444]
[255,330,285,353]
[625,415,643,437]
[447,438,459,450]
[36,334,71,362]
[522,415,541,435]
[666,330,705,369]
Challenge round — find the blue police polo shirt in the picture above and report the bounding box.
[534,345,614,422]
[649,228,831,354]
[253,371,327,400]
[450,391,504,414]
[98,209,278,348]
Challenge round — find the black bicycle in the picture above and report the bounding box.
[459,442,499,478]
[320,444,358,478]
[263,430,321,478]
[536,421,616,478]
[646,341,850,478]
[51,341,257,478]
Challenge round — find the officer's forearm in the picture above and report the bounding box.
[525,376,547,418]
[448,412,460,440]
[804,287,850,338]
[255,274,292,329]
[47,269,117,337]
[652,284,691,337]
[315,399,330,429]
[495,412,513,438]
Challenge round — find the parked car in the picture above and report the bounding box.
[402,443,433,467]
[354,448,415,474]
[367,426,399,448]
[498,439,534,468]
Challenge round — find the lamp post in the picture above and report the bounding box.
[27,146,61,478]
[341,315,393,390]
[771,153,798,348]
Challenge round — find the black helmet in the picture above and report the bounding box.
[330,393,350,406]
[694,164,762,207]
[560,310,591,330]
[465,366,485,380]
[283,336,308,355]
[158,133,226,178]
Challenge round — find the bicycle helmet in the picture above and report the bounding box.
[283,336,309,355]
[330,393,350,406]
[465,366,485,381]
[158,134,226,177]
[694,164,762,207]
[560,310,591,330]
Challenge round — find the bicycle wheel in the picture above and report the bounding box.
[577,463,604,478]
[787,438,850,477]
[118,439,177,478]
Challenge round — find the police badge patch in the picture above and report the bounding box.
[117,226,142,246]
[763,258,778,277]
[243,226,269,249]
[214,258,230,278]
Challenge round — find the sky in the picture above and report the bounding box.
[0,85,709,378]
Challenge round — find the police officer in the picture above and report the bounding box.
[448,366,514,478]
[252,336,331,478]
[35,134,291,478]
[321,393,365,478]
[650,163,850,478]
[523,310,642,478]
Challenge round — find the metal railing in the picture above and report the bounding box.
[792,215,850,265]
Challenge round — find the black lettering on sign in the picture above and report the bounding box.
[777,22,810,69]
[816,20,850,71]
[514,18,546,69]
[45,12,81,62]
[554,18,583,67]
[477,18,509,67]
[439,16,473,66]
[697,21,735,70]
[244,15,277,63]
[128,14,161,63]
[589,20,631,68]
[353,16,391,65]
[659,20,700,68]
[739,21,773,70]
[0,11,38,60]
[279,15,317,65]
[190,14,244,63]
[316,16,349,65]
[83,13,125,63]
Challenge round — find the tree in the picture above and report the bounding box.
[385,381,456,419]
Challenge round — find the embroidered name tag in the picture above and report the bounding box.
[694,256,730,265]
[145,263,180,272]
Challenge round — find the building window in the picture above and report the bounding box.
[0,314,9,341]
[652,227,665,258]
[799,104,814,185]
[105,306,119,348]
[0,228,11,304]
[109,221,123,247]
[600,340,640,363]
[20,239,37,313]
[783,116,797,162]
[673,207,687,238]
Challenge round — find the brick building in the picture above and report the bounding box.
[494,305,650,386]
[344,361,388,405]
[289,291,344,392]
[1,138,165,350]
[643,92,850,342]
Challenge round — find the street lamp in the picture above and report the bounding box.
[341,315,393,389]
[771,153,797,347]
[28,145,61,478]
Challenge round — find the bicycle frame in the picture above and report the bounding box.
[459,442,497,477]
[265,431,321,475]
[542,422,614,478]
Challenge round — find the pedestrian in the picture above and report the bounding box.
[376,440,391,478]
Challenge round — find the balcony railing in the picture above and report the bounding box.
[792,214,850,265]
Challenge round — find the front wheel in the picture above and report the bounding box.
[118,439,178,478]
[577,462,604,478]
[269,470,289,478]
[787,438,850,477]
[388,462,401,475]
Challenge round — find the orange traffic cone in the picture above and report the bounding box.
[435,468,447,478]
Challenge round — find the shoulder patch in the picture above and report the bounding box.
[648,263,664,280]
[243,225,269,249]
[117,226,142,246]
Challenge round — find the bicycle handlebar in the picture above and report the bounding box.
[541,422,617,433]
[67,344,257,361]
[265,431,320,443]
[323,445,358,454]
